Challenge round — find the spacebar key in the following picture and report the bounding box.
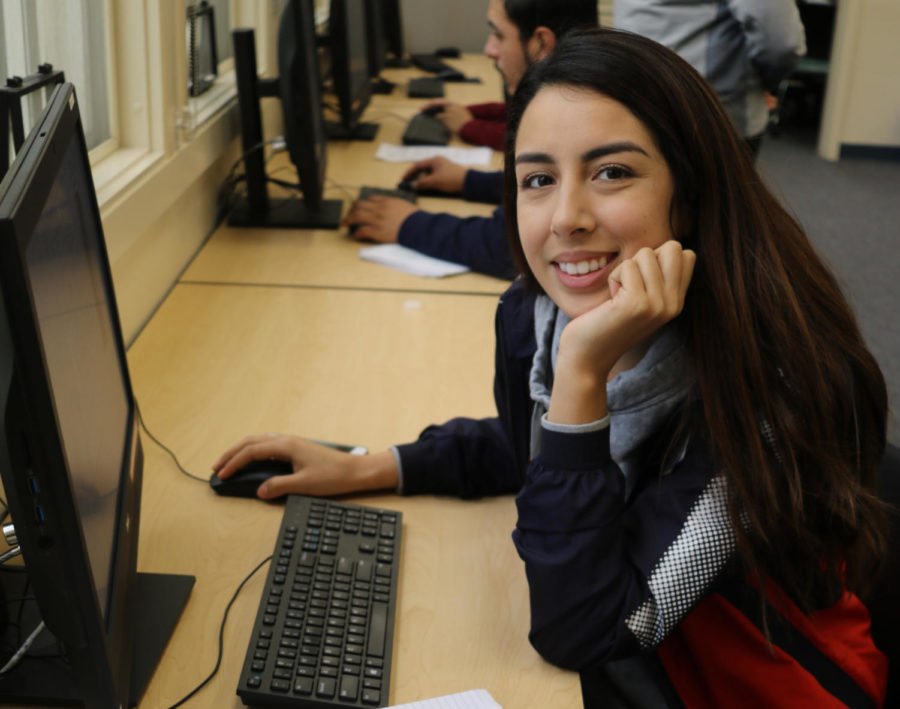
[367,602,387,658]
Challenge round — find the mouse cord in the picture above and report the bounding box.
[166,555,273,709]
[134,401,208,483]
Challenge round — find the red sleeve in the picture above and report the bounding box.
[467,102,508,121]
[459,118,506,151]
[459,102,507,150]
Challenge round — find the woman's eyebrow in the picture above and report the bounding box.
[514,152,553,166]
[515,141,650,167]
[582,142,649,161]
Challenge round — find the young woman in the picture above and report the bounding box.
[504,28,889,707]
[214,27,890,707]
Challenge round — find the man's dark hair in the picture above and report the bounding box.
[503,0,598,43]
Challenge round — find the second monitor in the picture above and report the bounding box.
[325,0,379,141]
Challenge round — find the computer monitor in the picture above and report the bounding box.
[0,83,193,706]
[325,0,379,141]
[381,0,408,67]
[364,0,394,94]
[229,0,342,229]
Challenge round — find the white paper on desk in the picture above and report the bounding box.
[375,143,493,166]
[359,244,470,278]
[386,688,503,709]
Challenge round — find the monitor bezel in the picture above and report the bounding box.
[0,83,142,707]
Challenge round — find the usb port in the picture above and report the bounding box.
[34,506,46,524]
[28,477,39,494]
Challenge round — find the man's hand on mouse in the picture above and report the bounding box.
[401,157,466,194]
[212,434,399,498]
[341,196,418,243]
[420,100,472,134]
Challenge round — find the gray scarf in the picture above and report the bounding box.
[528,294,694,498]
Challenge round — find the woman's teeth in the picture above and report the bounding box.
[559,256,608,275]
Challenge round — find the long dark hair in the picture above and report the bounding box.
[504,28,888,609]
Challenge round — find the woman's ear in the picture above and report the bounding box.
[529,27,557,62]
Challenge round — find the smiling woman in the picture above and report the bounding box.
[504,27,891,707]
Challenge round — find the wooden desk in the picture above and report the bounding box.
[127,284,581,707]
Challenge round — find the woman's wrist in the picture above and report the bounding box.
[352,450,399,492]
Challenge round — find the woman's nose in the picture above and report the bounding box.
[551,182,595,239]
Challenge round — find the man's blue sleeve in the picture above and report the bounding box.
[462,170,504,205]
[397,207,517,280]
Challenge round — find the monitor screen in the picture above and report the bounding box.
[0,83,192,707]
[327,0,378,140]
[381,0,405,63]
[228,0,343,228]
[24,114,130,619]
[365,0,387,78]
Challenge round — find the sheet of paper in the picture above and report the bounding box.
[358,244,470,278]
[375,143,494,166]
[387,689,503,709]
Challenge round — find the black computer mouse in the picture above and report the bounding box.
[397,168,432,192]
[435,69,466,82]
[209,459,294,498]
[421,105,443,117]
[435,47,461,58]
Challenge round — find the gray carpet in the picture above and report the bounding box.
[757,126,900,445]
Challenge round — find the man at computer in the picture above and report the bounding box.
[341,0,598,280]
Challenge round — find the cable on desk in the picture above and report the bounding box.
[0,621,46,675]
[134,401,208,483]
[166,555,273,709]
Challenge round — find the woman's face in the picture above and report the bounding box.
[514,86,677,320]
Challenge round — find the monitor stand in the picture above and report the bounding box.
[325,121,379,141]
[228,196,343,229]
[0,571,194,707]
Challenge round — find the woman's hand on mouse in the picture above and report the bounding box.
[548,241,696,425]
[212,435,399,499]
[401,157,466,194]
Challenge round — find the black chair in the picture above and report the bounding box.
[870,442,900,703]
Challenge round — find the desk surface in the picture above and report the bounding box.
[127,284,581,707]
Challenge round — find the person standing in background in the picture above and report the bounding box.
[614,0,805,157]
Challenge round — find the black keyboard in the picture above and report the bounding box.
[402,114,450,146]
[236,495,402,708]
[410,53,456,74]
[407,77,444,99]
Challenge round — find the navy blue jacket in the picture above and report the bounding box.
[397,170,516,280]
[394,280,887,708]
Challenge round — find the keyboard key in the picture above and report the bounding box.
[293,676,313,695]
[316,677,337,698]
[367,602,388,658]
[361,688,381,705]
[339,675,360,701]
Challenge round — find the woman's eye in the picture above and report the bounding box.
[521,173,554,189]
[597,164,632,181]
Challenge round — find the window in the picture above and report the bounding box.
[0,0,113,155]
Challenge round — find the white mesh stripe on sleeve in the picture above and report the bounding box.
[625,475,735,648]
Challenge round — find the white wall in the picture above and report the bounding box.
[399,0,489,54]
[819,0,900,158]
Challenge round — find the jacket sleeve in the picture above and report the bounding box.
[459,120,506,152]
[394,416,522,497]
[728,0,806,92]
[512,422,735,670]
[397,207,517,280]
[462,170,503,205]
